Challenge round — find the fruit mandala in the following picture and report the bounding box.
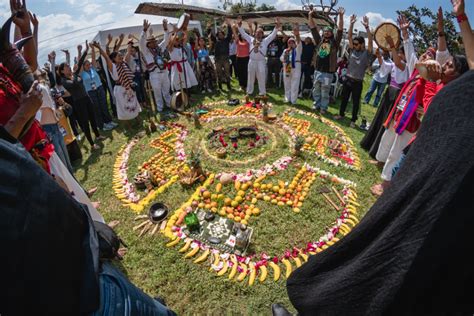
[112,102,362,286]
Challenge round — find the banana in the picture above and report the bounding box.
[322,244,329,250]
[293,256,302,268]
[299,252,309,262]
[327,240,336,246]
[178,239,192,253]
[193,248,210,264]
[228,256,238,280]
[165,237,180,247]
[248,262,257,286]
[339,226,349,236]
[345,218,357,227]
[259,265,268,283]
[184,245,200,259]
[282,258,292,278]
[269,262,281,281]
[217,260,229,276]
[308,251,316,255]
[349,214,359,223]
[332,237,340,243]
[237,263,248,282]
[341,223,352,233]
[209,253,221,271]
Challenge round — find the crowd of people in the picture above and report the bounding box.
[1,0,473,314]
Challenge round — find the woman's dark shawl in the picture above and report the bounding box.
[287,70,474,315]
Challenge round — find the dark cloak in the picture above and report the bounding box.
[360,85,402,159]
[287,70,474,315]
[0,127,100,315]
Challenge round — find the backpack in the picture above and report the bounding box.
[93,221,127,260]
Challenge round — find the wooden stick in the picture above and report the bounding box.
[322,193,340,211]
[133,220,150,231]
[134,214,148,221]
[331,186,345,204]
[150,223,159,236]
[139,222,153,237]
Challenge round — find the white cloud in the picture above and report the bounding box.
[83,4,102,15]
[275,0,300,11]
[342,12,394,32]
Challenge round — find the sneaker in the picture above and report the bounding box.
[350,122,356,128]
[103,123,113,131]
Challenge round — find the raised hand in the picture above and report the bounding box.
[275,17,281,29]
[338,7,345,17]
[397,15,410,31]
[350,14,357,25]
[437,7,444,32]
[237,16,243,27]
[107,33,113,43]
[385,35,395,49]
[61,49,70,55]
[77,44,82,52]
[143,19,151,32]
[119,33,125,41]
[10,0,31,33]
[28,11,38,28]
[361,16,370,29]
[425,61,443,81]
[451,0,465,16]
[20,81,43,120]
[163,18,168,31]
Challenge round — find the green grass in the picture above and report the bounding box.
[73,75,380,315]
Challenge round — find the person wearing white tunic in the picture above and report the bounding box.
[93,42,141,121]
[280,25,303,105]
[167,32,198,92]
[140,19,171,113]
[237,17,281,96]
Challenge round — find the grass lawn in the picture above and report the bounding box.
[73,75,381,315]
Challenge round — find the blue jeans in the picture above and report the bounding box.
[364,79,387,107]
[312,71,333,110]
[88,86,112,129]
[42,123,74,173]
[91,263,176,316]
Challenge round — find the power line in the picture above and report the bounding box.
[38,21,116,44]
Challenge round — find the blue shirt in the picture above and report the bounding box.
[81,67,102,92]
[197,49,209,62]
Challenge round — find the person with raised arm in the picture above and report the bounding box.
[280,23,303,105]
[452,0,473,69]
[93,42,141,128]
[371,9,469,196]
[167,27,198,95]
[139,18,172,114]
[310,7,344,114]
[237,16,282,97]
[58,41,105,150]
[360,35,408,159]
[82,43,117,131]
[208,18,233,91]
[334,14,374,127]
[231,21,250,91]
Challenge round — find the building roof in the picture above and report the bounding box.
[135,2,226,18]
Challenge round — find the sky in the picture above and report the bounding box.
[0,0,472,64]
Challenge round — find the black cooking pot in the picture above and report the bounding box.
[149,202,169,224]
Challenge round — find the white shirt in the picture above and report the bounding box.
[238,26,278,61]
[139,30,170,72]
[379,58,409,85]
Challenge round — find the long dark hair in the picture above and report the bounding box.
[109,52,118,64]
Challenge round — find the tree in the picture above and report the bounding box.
[222,0,275,13]
[397,5,462,54]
